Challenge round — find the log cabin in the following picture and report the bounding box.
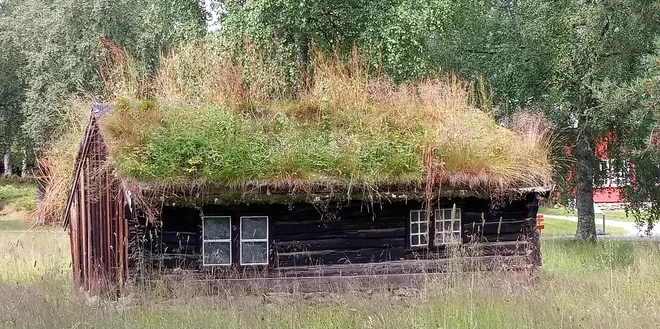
[63,85,552,295]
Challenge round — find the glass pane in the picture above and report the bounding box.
[242,241,268,264]
[411,235,419,246]
[455,208,461,219]
[241,217,268,240]
[444,220,452,232]
[453,220,461,232]
[444,209,452,220]
[418,211,426,222]
[420,222,427,233]
[411,223,419,233]
[203,241,230,265]
[410,211,418,222]
[420,235,427,245]
[204,217,230,240]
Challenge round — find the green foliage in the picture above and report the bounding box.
[112,102,428,187]
[422,0,660,237]
[599,42,660,229]
[0,177,36,212]
[542,240,637,274]
[539,217,627,237]
[3,0,207,147]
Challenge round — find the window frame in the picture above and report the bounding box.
[239,216,269,266]
[434,208,462,245]
[202,216,232,266]
[409,210,429,248]
[598,159,630,188]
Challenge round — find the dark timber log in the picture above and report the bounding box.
[136,193,543,282]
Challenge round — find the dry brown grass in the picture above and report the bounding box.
[33,98,90,224]
[99,40,552,192]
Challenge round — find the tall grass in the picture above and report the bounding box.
[33,98,89,224]
[2,237,660,329]
[0,177,36,213]
[101,42,552,193]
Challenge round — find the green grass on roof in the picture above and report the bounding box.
[102,43,552,192]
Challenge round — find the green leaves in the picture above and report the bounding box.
[2,0,206,147]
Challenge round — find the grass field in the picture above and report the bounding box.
[539,206,638,222]
[541,217,628,236]
[1,212,659,329]
[0,177,37,214]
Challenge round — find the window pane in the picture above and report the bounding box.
[412,223,419,233]
[411,235,419,246]
[241,217,268,240]
[242,241,268,264]
[203,241,230,265]
[410,211,418,222]
[420,222,427,234]
[418,211,426,222]
[453,220,461,232]
[204,217,230,240]
[444,209,451,220]
[444,220,452,232]
[420,235,427,245]
[455,208,461,219]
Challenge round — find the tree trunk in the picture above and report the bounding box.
[296,33,309,90]
[574,134,596,241]
[21,148,27,178]
[3,134,11,176]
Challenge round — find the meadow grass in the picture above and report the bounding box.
[539,206,639,223]
[541,217,628,236]
[0,226,70,285]
[0,177,36,213]
[1,221,659,329]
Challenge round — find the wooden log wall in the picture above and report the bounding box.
[138,193,541,278]
[67,119,129,294]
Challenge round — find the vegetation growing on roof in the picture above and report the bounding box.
[101,43,552,192]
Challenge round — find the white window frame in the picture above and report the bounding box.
[409,210,428,248]
[202,216,232,266]
[239,216,269,265]
[435,208,462,245]
[598,159,629,188]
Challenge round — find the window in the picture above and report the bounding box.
[435,208,462,244]
[240,216,269,265]
[409,210,428,248]
[598,159,630,188]
[202,216,231,266]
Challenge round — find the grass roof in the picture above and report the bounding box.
[100,43,552,196]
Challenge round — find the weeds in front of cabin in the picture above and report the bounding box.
[0,229,70,284]
[3,235,660,329]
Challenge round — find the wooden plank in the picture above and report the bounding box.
[156,268,536,294]
[276,247,408,267]
[276,237,405,251]
[273,255,531,277]
[276,228,405,241]
[106,168,112,283]
[69,195,80,285]
[79,163,88,291]
[273,220,403,236]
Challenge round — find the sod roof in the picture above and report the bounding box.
[99,45,552,197]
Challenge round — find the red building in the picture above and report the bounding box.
[593,135,627,204]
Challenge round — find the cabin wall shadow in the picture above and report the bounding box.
[136,194,541,280]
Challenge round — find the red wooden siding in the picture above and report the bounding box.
[66,117,129,294]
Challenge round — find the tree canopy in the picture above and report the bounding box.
[3,0,660,237]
